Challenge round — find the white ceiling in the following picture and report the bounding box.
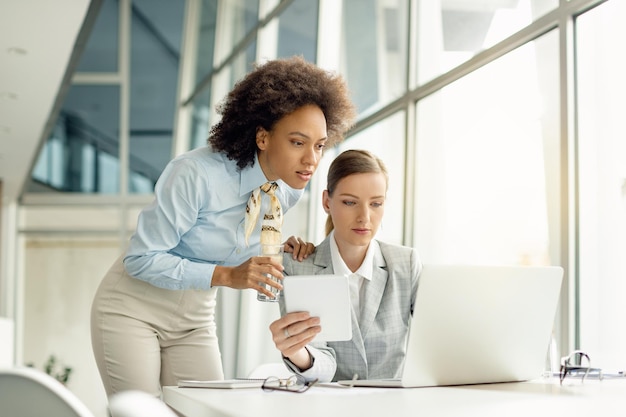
[0,0,95,204]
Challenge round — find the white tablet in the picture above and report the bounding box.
[282,274,352,342]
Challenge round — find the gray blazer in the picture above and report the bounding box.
[280,236,421,382]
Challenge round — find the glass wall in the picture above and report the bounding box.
[31,86,121,193]
[188,0,218,150]
[414,32,560,267]
[28,0,185,194]
[129,0,185,193]
[75,0,119,72]
[186,0,259,150]
[183,0,320,153]
[341,0,408,116]
[414,0,558,85]
[276,0,318,61]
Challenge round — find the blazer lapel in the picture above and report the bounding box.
[357,247,388,339]
[311,238,333,272]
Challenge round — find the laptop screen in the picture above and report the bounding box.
[340,264,563,388]
[402,264,563,387]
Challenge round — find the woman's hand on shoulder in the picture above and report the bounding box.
[283,236,315,261]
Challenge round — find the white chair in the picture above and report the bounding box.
[108,390,179,417]
[0,366,94,417]
[0,366,179,417]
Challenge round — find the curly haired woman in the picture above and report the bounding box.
[91,56,356,397]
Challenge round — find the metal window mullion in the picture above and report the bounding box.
[119,0,131,244]
[559,4,578,359]
[316,0,342,71]
[309,0,343,243]
[72,73,122,84]
[558,0,611,359]
[172,0,201,157]
[402,0,419,247]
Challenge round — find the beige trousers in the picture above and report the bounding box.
[91,255,224,397]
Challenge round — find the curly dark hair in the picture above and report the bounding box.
[208,56,357,169]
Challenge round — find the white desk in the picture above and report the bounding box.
[163,377,626,417]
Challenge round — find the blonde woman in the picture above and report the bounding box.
[269,149,421,382]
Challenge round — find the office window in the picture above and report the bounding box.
[414,0,557,86]
[413,32,560,267]
[184,0,218,151]
[184,0,256,138]
[129,0,185,193]
[194,0,219,86]
[192,46,258,155]
[30,86,121,193]
[340,0,408,117]
[75,0,119,72]
[189,88,212,151]
[214,0,259,64]
[28,0,186,195]
[276,0,318,62]
[576,0,626,370]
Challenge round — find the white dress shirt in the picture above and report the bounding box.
[328,230,376,318]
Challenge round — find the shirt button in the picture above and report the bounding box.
[236,249,241,254]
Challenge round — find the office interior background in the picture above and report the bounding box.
[1,0,624,415]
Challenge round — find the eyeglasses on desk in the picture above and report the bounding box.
[261,374,318,393]
[559,350,604,384]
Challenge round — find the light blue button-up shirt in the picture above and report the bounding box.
[123,146,303,290]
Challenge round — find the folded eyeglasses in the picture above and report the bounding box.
[261,374,318,393]
[559,350,603,384]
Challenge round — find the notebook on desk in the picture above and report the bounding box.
[177,378,265,389]
[337,264,563,388]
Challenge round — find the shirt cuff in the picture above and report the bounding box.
[282,347,315,373]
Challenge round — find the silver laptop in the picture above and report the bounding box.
[338,264,563,388]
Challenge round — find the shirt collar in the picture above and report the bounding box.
[240,152,269,197]
[329,230,375,281]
